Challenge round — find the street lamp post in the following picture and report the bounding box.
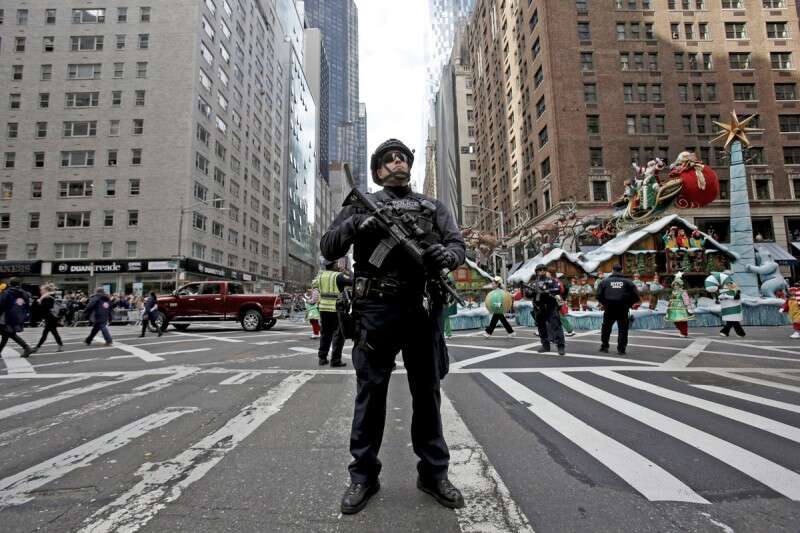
[175,200,228,287]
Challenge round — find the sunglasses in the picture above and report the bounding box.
[381,151,409,165]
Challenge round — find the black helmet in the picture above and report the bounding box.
[370,138,414,183]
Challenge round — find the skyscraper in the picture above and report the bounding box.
[303,0,366,190]
[426,0,476,102]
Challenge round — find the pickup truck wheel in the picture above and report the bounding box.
[172,323,190,331]
[262,318,277,330]
[151,312,168,332]
[241,309,263,331]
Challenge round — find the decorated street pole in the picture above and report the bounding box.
[711,111,763,298]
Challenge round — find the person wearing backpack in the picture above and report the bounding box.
[32,283,63,352]
[0,278,34,358]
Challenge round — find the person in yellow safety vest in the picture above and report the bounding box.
[312,260,352,366]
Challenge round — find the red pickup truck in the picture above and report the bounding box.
[156,281,284,332]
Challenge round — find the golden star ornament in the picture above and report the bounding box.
[710,110,765,148]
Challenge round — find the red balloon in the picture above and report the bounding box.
[676,165,719,208]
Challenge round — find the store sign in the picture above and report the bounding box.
[48,259,175,275]
[0,261,42,275]
[183,259,258,282]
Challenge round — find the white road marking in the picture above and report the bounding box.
[0,369,199,448]
[0,375,139,421]
[776,372,800,382]
[78,372,315,533]
[114,342,165,362]
[1,347,35,375]
[689,384,800,414]
[251,339,296,345]
[290,346,356,362]
[518,349,661,366]
[171,332,244,343]
[663,338,712,367]
[710,371,800,394]
[219,371,259,385]
[151,348,211,357]
[451,330,600,369]
[594,370,800,443]
[700,350,800,364]
[0,407,196,509]
[709,339,800,356]
[546,371,800,501]
[484,372,708,503]
[441,389,534,532]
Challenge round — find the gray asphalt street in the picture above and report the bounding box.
[1,320,800,532]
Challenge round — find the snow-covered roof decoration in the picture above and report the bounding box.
[507,214,736,283]
[578,214,735,273]
[508,248,583,284]
[465,257,494,281]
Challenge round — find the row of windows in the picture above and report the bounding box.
[578,20,794,45]
[190,241,279,267]
[5,119,146,139]
[8,90,147,110]
[580,80,799,104]
[0,7,151,26]
[0,242,139,261]
[9,62,148,81]
[0,179,141,200]
[0,209,142,230]
[2,149,143,169]
[6,34,150,54]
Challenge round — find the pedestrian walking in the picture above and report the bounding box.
[0,278,34,358]
[321,138,466,514]
[33,283,63,352]
[525,264,566,355]
[312,260,351,366]
[596,264,640,355]
[139,292,162,338]
[482,276,515,338]
[305,287,321,339]
[715,275,746,337]
[84,287,113,346]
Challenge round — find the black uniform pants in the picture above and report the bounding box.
[37,318,62,347]
[720,321,746,336]
[486,313,513,335]
[534,307,565,348]
[0,330,31,353]
[348,297,449,484]
[601,306,630,351]
[318,311,344,362]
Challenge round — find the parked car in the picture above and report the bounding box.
[156,281,284,332]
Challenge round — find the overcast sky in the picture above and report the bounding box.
[357,0,430,191]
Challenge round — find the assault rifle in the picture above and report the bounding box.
[342,187,466,307]
[521,280,558,310]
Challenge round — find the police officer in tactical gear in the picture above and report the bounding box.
[312,260,351,366]
[321,138,466,514]
[596,264,640,355]
[525,264,566,355]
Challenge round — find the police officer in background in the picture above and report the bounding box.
[312,259,351,367]
[321,139,466,514]
[525,265,566,355]
[596,264,640,355]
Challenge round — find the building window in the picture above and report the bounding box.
[34,150,45,169]
[780,115,800,133]
[103,210,114,227]
[579,52,593,72]
[45,9,56,24]
[1,182,13,199]
[116,34,126,50]
[15,36,26,52]
[113,62,124,78]
[129,179,141,196]
[61,150,95,167]
[131,149,142,165]
[16,9,28,25]
[775,83,797,101]
[101,242,112,258]
[784,147,800,164]
[111,91,122,107]
[9,94,20,110]
[577,22,591,40]
[766,22,789,39]
[722,0,744,7]
[63,120,97,137]
[136,62,148,78]
[132,119,144,135]
[725,22,747,39]
[56,211,91,228]
[135,90,146,106]
[109,120,120,136]
[26,243,37,259]
[31,182,42,199]
[67,63,102,80]
[39,93,49,108]
[541,157,551,178]
[105,179,116,196]
[128,210,139,227]
[28,213,39,229]
[733,83,757,101]
[65,91,99,108]
[583,83,597,103]
[126,241,137,258]
[72,9,105,23]
[40,64,53,81]
[771,52,792,70]
[729,53,751,70]
[43,36,55,52]
[138,34,149,49]
[6,123,18,139]
[140,7,151,22]
[58,180,93,198]
[107,150,118,166]
[538,126,548,147]
[55,243,89,259]
[117,7,128,23]
[12,65,24,80]
[752,176,773,200]
[193,212,207,231]
[591,181,609,202]
[4,152,15,168]
[70,35,104,51]
[586,115,600,134]
[589,147,603,167]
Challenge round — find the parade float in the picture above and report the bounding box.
[458,111,791,331]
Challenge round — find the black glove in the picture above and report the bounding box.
[423,243,457,270]
[350,214,382,236]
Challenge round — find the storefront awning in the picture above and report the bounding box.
[755,243,798,264]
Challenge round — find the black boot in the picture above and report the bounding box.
[417,477,465,509]
[599,345,609,353]
[340,480,380,514]
[331,360,346,367]
[557,346,566,356]
[318,358,329,366]
[536,344,551,353]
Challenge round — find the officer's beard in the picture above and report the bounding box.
[376,164,411,187]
